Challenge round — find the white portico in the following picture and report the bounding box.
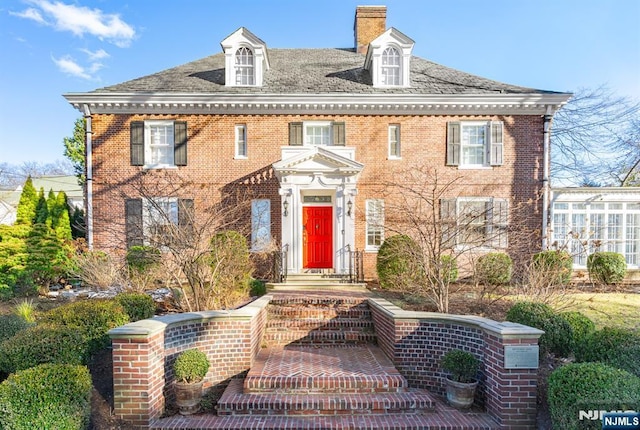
[273,146,364,275]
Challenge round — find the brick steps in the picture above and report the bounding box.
[217,379,436,416]
[264,328,376,346]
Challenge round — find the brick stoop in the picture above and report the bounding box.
[149,291,500,429]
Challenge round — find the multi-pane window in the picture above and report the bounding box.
[461,123,487,166]
[144,197,178,246]
[388,124,400,158]
[235,47,254,86]
[551,201,640,266]
[235,124,247,158]
[366,199,384,250]
[381,47,400,86]
[305,122,332,146]
[441,198,508,248]
[145,121,174,166]
[251,199,271,251]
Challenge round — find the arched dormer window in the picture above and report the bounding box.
[381,47,400,86]
[221,27,270,87]
[235,47,254,86]
[364,28,414,88]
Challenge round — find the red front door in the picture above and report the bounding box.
[303,206,333,268]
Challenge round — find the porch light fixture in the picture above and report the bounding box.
[283,199,289,217]
[347,199,353,217]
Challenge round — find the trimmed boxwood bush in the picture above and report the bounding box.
[115,292,156,321]
[575,327,640,377]
[173,348,210,383]
[126,245,161,273]
[0,363,92,430]
[376,235,423,289]
[505,301,573,357]
[39,299,130,355]
[587,251,627,284]
[532,250,573,286]
[559,311,596,352]
[0,314,33,344]
[548,362,640,430]
[0,324,87,374]
[476,252,512,285]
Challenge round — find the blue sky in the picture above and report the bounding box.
[0,0,638,164]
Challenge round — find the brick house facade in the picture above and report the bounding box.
[65,6,570,280]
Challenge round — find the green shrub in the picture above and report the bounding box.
[115,292,156,321]
[0,324,87,374]
[575,327,640,377]
[505,301,573,357]
[532,250,573,286]
[587,251,627,284]
[126,245,161,273]
[210,230,253,296]
[439,255,458,284]
[0,363,92,430]
[476,252,512,285]
[39,299,129,355]
[249,278,266,296]
[548,362,640,430]
[174,348,210,383]
[0,314,33,344]
[559,311,596,352]
[376,235,423,289]
[441,349,479,383]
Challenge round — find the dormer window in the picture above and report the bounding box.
[221,27,269,87]
[381,47,400,86]
[364,28,414,88]
[235,47,254,86]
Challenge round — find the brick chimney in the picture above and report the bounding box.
[354,5,387,55]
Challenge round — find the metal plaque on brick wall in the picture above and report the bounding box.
[504,345,539,369]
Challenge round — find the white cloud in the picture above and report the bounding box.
[14,1,136,47]
[52,55,92,80]
[81,48,109,62]
[9,7,46,24]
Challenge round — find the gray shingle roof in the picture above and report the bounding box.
[94,48,558,95]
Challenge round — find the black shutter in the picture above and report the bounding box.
[125,198,143,248]
[174,121,188,166]
[178,199,194,228]
[289,122,303,146]
[489,121,504,166]
[130,122,144,166]
[490,198,509,248]
[440,198,457,247]
[446,122,461,166]
[333,122,346,146]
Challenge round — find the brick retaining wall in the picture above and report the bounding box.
[108,295,270,428]
[368,297,543,429]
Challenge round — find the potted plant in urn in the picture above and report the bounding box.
[173,348,210,415]
[441,349,480,409]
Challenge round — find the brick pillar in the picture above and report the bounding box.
[111,330,165,429]
[484,327,542,429]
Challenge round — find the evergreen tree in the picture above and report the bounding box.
[63,117,86,185]
[15,177,38,225]
[34,188,48,225]
[55,192,72,240]
[69,206,86,239]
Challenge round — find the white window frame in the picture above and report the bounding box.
[144,121,175,169]
[365,199,384,251]
[251,199,271,251]
[380,46,401,87]
[143,197,178,246]
[234,46,255,86]
[454,197,508,249]
[551,201,640,267]
[388,124,401,159]
[460,122,488,168]
[303,121,333,146]
[235,124,247,159]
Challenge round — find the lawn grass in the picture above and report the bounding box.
[563,292,640,331]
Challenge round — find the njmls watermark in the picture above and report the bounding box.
[579,411,640,429]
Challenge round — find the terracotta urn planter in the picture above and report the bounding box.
[174,380,204,415]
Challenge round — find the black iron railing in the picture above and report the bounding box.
[271,244,288,283]
[347,244,364,283]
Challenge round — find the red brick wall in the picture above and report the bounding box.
[90,113,544,277]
